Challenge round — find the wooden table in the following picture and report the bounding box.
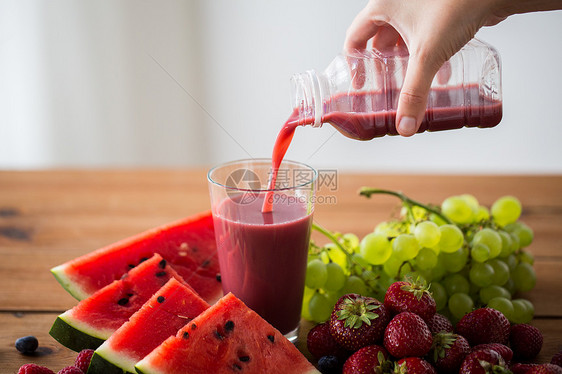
[1,170,561,373]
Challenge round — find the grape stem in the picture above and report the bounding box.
[311,223,351,259]
[358,187,453,225]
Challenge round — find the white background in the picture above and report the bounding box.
[1,0,561,173]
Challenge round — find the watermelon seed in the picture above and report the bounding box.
[155,271,167,277]
[127,293,134,297]
[182,332,189,339]
[225,320,235,332]
[139,257,149,263]
[117,298,129,306]
[239,356,250,362]
[267,335,274,343]
[214,330,225,340]
[216,274,222,282]
[202,259,211,268]
[232,363,242,371]
[191,323,197,330]
[158,259,167,269]
[157,296,165,303]
[128,264,135,269]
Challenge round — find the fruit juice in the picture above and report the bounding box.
[213,193,313,335]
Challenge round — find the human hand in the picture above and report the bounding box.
[345,0,508,136]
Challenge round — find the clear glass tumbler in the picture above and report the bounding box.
[207,159,316,341]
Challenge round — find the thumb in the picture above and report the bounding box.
[396,55,439,137]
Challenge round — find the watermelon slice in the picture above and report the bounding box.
[135,293,319,374]
[50,254,188,352]
[51,211,222,304]
[88,278,210,374]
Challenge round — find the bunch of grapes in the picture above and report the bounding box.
[302,188,537,326]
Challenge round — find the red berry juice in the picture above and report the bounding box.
[213,193,313,335]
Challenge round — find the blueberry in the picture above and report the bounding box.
[317,355,342,374]
[15,335,38,354]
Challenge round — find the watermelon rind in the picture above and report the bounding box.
[51,264,89,301]
[49,314,106,352]
[88,351,132,374]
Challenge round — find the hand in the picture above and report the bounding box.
[345,0,508,136]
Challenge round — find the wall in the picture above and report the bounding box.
[1,0,561,173]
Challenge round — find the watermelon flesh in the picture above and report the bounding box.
[135,293,319,374]
[51,211,222,304]
[50,254,188,352]
[88,278,209,374]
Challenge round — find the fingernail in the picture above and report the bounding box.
[398,116,416,136]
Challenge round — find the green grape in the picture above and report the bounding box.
[398,263,415,280]
[491,196,522,227]
[487,297,514,321]
[324,262,346,291]
[498,231,514,258]
[472,228,502,259]
[305,259,328,289]
[504,222,534,248]
[383,255,402,278]
[509,232,521,252]
[438,224,464,253]
[442,196,474,224]
[488,259,510,286]
[360,232,392,265]
[441,247,469,273]
[518,250,535,265]
[504,278,516,295]
[471,243,491,263]
[504,254,518,271]
[343,275,367,295]
[416,248,439,270]
[414,221,441,248]
[374,221,402,237]
[430,213,448,226]
[351,254,371,274]
[308,292,333,323]
[448,293,474,319]
[511,299,534,324]
[342,233,360,253]
[301,286,315,320]
[479,285,512,304]
[430,282,448,311]
[325,243,348,269]
[460,194,480,211]
[320,250,330,264]
[512,262,537,292]
[474,206,491,222]
[393,234,420,261]
[443,273,470,295]
[430,256,447,282]
[469,262,495,288]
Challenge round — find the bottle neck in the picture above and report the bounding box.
[290,70,327,128]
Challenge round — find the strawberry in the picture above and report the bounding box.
[459,349,511,374]
[384,279,436,321]
[74,349,95,373]
[342,345,390,374]
[428,333,470,374]
[427,313,454,335]
[509,324,543,360]
[329,294,390,351]
[395,357,437,374]
[17,364,55,374]
[472,343,513,363]
[57,367,83,374]
[383,312,433,358]
[455,308,510,345]
[511,363,538,374]
[307,322,348,360]
[527,364,562,374]
[552,349,562,367]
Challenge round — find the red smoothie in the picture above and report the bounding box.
[213,193,313,335]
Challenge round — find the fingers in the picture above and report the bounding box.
[344,6,381,52]
[396,56,438,136]
[372,25,401,51]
